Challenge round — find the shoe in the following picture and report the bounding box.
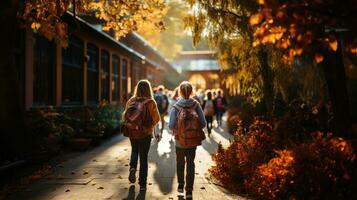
[140,185,147,191]
[128,168,136,183]
[177,184,184,193]
[186,191,193,200]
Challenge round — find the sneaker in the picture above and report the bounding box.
[128,168,136,183]
[140,185,147,191]
[177,184,184,193]
[186,191,193,200]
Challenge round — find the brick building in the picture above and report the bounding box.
[18,13,178,110]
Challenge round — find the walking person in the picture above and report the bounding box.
[213,90,227,127]
[122,80,160,191]
[169,81,207,200]
[154,85,169,134]
[203,90,215,136]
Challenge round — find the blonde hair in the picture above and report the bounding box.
[179,81,193,99]
[133,80,154,99]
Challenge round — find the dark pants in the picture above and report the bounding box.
[206,116,213,134]
[160,113,165,133]
[176,146,197,191]
[216,110,224,126]
[129,136,151,186]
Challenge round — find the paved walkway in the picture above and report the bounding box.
[7,117,242,200]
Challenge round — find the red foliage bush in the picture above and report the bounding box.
[210,117,356,199]
[210,118,277,193]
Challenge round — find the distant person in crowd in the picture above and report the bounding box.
[169,81,206,200]
[173,87,180,101]
[154,85,169,134]
[196,89,205,106]
[213,90,227,126]
[122,80,160,191]
[203,90,215,136]
[212,90,217,99]
[168,87,180,113]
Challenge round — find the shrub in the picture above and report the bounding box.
[94,103,124,136]
[210,116,356,200]
[210,118,277,193]
[247,134,356,199]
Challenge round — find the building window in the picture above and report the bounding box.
[87,43,99,104]
[112,55,120,101]
[122,59,128,101]
[62,36,83,104]
[101,50,110,101]
[33,35,54,105]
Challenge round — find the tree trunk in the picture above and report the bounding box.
[258,48,274,115]
[321,39,351,138]
[0,0,29,162]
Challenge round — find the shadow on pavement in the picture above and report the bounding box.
[136,189,147,200]
[148,129,176,194]
[126,185,136,200]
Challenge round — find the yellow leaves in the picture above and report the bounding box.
[314,54,324,64]
[249,13,263,25]
[257,0,265,5]
[329,40,338,51]
[22,0,167,47]
[31,22,41,30]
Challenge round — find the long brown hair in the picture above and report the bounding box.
[179,81,193,99]
[133,80,154,99]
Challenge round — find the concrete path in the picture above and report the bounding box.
[7,117,242,200]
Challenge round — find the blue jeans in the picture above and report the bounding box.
[216,110,224,126]
[129,136,151,186]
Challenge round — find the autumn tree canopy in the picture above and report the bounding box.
[184,0,276,109]
[22,0,166,47]
[137,0,189,60]
[250,0,357,63]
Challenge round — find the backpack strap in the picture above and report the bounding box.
[173,104,183,112]
[142,98,152,105]
[173,101,198,111]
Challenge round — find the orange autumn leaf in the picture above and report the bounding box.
[249,13,263,25]
[31,22,41,30]
[257,0,265,5]
[350,47,357,54]
[329,40,338,51]
[315,54,324,63]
